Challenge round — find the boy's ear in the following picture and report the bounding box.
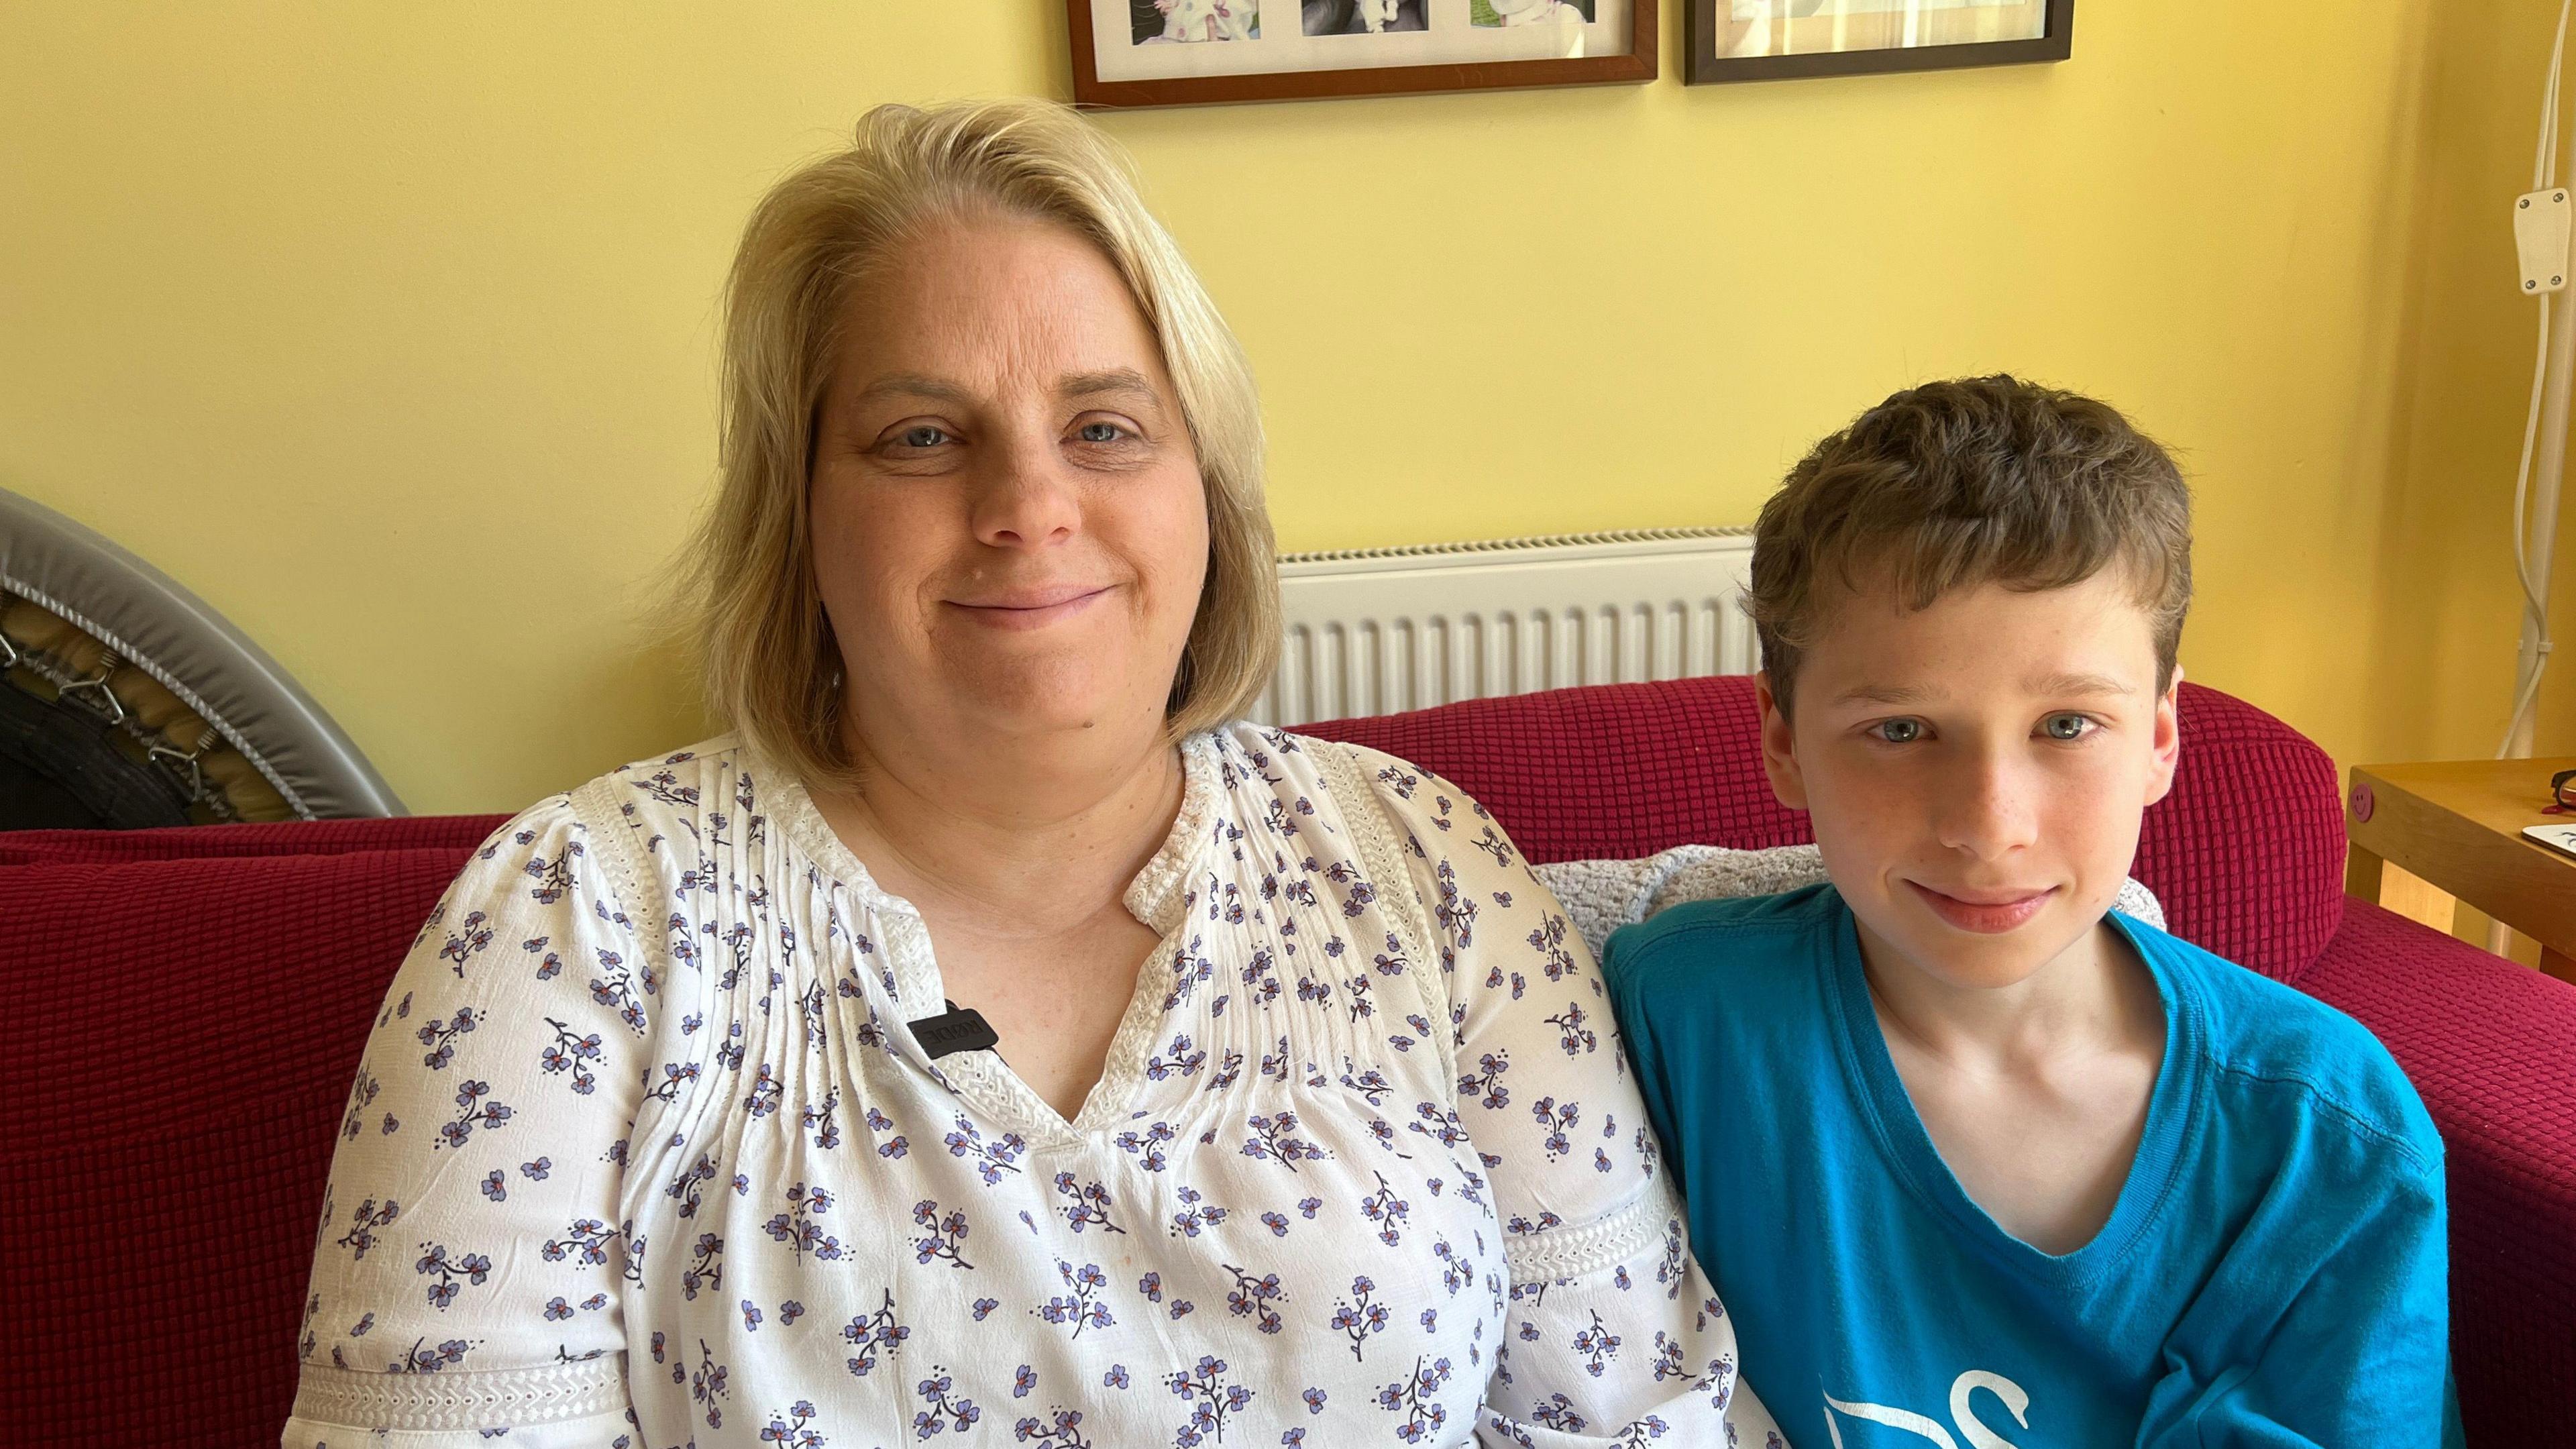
[1755,671,1811,812]
[2143,665,2184,808]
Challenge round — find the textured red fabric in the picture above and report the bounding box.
[0,845,473,1446]
[2300,899,2576,1448]
[1303,677,2346,982]
[2,680,2565,1444]
[0,813,508,866]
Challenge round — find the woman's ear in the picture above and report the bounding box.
[1756,671,1810,812]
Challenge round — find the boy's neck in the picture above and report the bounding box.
[1854,914,2161,1077]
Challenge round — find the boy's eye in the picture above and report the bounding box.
[1872,718,1924,745]
[2041,713,2096,741]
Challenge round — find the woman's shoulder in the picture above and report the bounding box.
[1202,720,1487,818]
[568,732,758,823]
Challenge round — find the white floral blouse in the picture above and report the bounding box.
[286,722,1784,1449]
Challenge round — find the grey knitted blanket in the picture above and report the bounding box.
[1530,844,2166,963]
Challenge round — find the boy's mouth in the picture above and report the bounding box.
[1904,881,2058,934]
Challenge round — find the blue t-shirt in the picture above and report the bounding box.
[1603,885,2454,1449]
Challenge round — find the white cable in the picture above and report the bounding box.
[2502,0,2576,757]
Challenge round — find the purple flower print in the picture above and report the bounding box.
[843,1289,908,1379]
[1359,1172,1411,1246]
[912,1199,973,1269]
[943,1114,1026,1185]
[539,1018,603,1094]
[541,1217,618,1269]
[416,1006,476,1070]
[760,1401,824,1448]
[763,1182,845,1261]
[913,1364,981,1438]
[438,912,494,977]
[1532,1096,1580,1161]
[1014,1407,1093,1448]
[1241,1112,1327,1173]
[1572,1309,1622,1378]
[1223,1264,1287,1334]
[1460,1050,1511,1110]
[413,1242,491,1310]
[435,1079,512,1151]
[1331,1277,1389,1360]
[691,1338,729,1430]
[1037,1259,1114,1338]
[392,1336,470,1375]
[1377,1356,1454,1444]
[336,1198,401,1261]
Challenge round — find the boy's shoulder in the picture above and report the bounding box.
[1603,881,1845,996]
[2125,918,2443,1179]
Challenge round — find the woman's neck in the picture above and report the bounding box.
[817,709,1187,936]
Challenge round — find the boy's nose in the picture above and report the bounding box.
[1931,755,2041,861]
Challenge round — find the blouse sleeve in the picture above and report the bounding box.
[283,796,647,1447]
[1354,750,1788,1449]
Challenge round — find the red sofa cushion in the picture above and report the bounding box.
[4,678,2550,1446]
[2300,898,2576,1446]
[0,844,469,1446]
[0,812,504,865]
[1303,675,2347,983]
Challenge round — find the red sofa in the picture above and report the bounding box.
[4,676,2571,1445]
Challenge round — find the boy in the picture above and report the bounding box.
[1602,377,2455,1447]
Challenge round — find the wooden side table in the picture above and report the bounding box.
[2345,757,2576,983]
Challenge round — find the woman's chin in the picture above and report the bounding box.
[933,667,1161,739]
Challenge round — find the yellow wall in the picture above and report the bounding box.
[3,1,2568,814]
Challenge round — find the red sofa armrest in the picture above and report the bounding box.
[2296,898,2576,1444]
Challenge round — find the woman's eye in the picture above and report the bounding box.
[1074,421,1126,444]
[1872,718,1923,745]
[896,425,951,449]
[2041,713,2094,741]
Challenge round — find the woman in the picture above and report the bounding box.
[286,99,1780,1448]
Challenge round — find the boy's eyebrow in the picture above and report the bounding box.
[2027,672,2135,697]
[1833,684,1939,707]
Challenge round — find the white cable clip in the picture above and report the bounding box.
[2516,187,2572,294]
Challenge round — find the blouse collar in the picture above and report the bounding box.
[765,730,1220,939]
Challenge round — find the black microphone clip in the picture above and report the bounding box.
[908,1000,1000,1060]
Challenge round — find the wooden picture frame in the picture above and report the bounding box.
[1068,0,1657,109]
[1685,0,2072,85]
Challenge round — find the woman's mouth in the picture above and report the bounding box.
[1904,881,2059,934]
[944,586,1112,630]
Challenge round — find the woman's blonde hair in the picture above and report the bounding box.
[684,99,1279,788]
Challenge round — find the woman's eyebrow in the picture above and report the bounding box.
[851,372,975,407]
[1059,368,1161,406]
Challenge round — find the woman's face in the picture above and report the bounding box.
[810,213,1211,756]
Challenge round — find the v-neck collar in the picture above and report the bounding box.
[1823,895,2206,1289]
[765,732,1222,1141]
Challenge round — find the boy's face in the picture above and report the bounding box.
[1758,569,2182,993]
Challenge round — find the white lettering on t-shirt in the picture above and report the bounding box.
[1822,1370,2033,1449]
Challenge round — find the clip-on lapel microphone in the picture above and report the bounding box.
[908,1000,1000,1060]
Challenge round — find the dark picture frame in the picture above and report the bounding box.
[1685,0,2071,85]
[1068,0,1657,109]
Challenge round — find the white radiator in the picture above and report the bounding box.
[1252,527,1758,727]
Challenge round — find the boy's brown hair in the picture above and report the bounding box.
[1747,374,2192,718]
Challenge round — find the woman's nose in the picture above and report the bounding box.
[969,437,1081,549]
